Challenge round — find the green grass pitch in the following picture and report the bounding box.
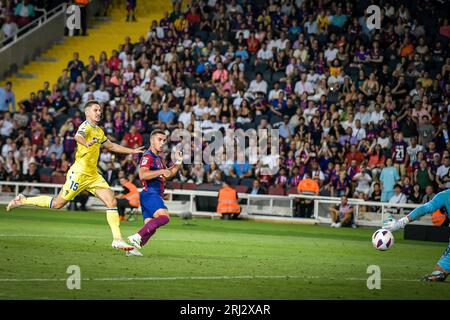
[0,206,449,300]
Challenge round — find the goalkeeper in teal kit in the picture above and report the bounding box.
[384,189,450,282]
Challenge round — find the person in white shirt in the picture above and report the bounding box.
[257,43,273,61]
[122,54,135,70]
[352,119,366,141]
[93,84,110,103]
[377,129,391,150]
[354,105,371,128]
[2,15,18,38]
[268,82,283,101]
[193,97,210,120]
[247,73,268,95]
[306,68,320,84]
[353,167,373,196]
[388,184,407,213]
[178,104,193,129]
[436,156,450,189]
[294,73,314,96]
[370,103,384,126]
[137,82,152,105]
[82,85,96,104]
[324,43,338,63]
[406,137,424,164]
[0,114,14,138]
[274,32,289,51]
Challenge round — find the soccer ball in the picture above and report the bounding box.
[372,228,394,251]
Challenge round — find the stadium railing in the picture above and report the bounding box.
[0,181,428,227]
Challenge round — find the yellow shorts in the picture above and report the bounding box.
[61,168,110,201]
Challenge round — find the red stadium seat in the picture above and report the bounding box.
[182,182,198,190]
[51,175,66,185]
[39,174,51,183]
[286,187,298,195]
[234,185,249,193]
[268,186,285,196]
[166,181,181,189]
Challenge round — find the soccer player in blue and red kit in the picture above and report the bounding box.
[127,129,182,256]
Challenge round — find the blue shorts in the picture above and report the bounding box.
[140,192,167,220]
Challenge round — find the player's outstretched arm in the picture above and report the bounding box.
[103,140,145,154]
[384,190,447,232]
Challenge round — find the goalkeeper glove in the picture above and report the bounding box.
[382,215,410,232]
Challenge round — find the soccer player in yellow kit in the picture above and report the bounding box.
[6,100,144,251]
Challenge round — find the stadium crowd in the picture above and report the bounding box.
[0,0,450,211]
[0,0,69,42]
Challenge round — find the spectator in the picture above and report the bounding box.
[422,185,436,204]
[380,158,400,202]
[1,14,18,38]
[47,136,64,160]
[22,162,39,195]
[115,177,140,221]
[329,196,354,228]
[217,180,241,220]
[121,125,142,149]
[67,52,85,83]
[0,82,15,112]
[14,0,35,27]
[296,172,319,218]
[248,179,266,195]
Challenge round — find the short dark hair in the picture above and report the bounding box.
[150,129,166,138]
[84,100,100,110]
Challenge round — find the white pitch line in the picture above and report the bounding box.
[0,275,420,283]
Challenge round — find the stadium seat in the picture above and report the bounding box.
[268,186,285,196]
[240,178,254,189]
[39,174,51,183]
[234,185,249,193]
[166,181,182,189]
[182,183,198,190]
[38,167,53,176]
[286,187,298,195]
[225,176,239,186]
[196,183,221,191]
[242,122,256,131]
[51,175,66,185]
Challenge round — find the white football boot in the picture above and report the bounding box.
[127,233,142,249]
[112,239,134,251]
[125,248,144,257]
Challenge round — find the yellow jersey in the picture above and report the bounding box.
[71,120,108,176]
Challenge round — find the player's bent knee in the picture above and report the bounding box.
[105,198,117,208]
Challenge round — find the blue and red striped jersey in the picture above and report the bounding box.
[140,149,166,197]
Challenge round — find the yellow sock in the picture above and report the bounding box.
[22,196,53,208]
[106,208,122,240]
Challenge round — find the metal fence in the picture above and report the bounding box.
[0,181,429,226]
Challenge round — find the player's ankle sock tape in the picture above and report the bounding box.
[106,209,122,240]
[22,196,52,208]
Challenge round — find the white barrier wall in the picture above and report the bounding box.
[0,181,429,227]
